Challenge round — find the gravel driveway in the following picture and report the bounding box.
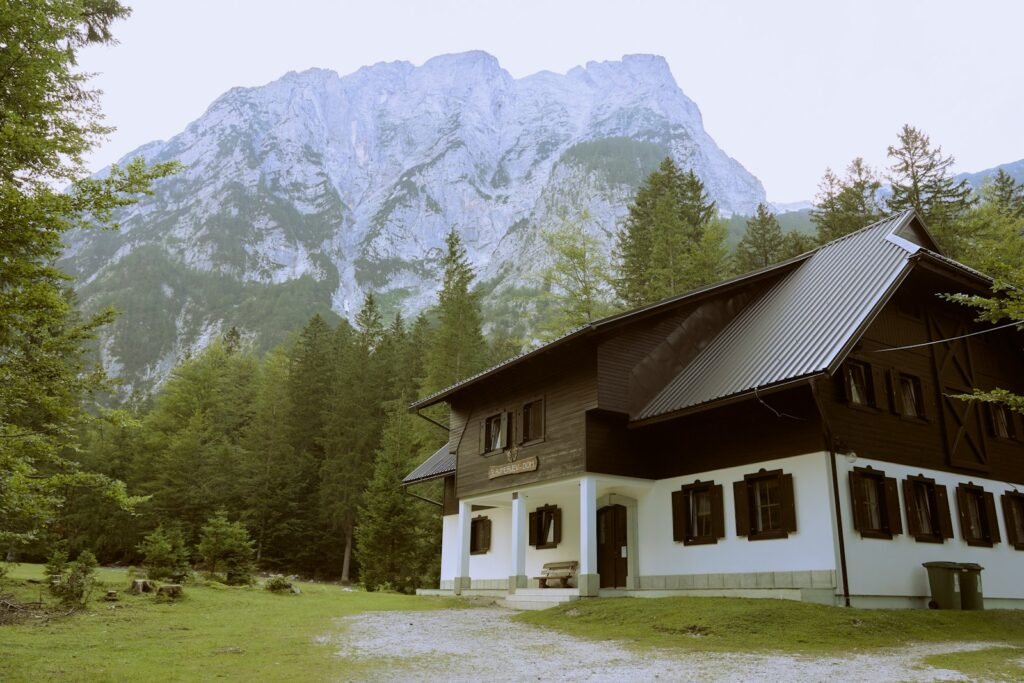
[327,606,998,682]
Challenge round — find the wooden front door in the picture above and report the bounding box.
[597,504,628,588]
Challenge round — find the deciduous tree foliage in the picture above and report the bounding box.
[1,0,175,551]
[536,212,616,340]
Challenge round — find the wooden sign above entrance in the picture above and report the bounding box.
[488,456,538,479]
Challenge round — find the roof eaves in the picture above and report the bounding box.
[407,252,813,411]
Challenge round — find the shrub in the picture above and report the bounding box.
[264,576,293,593]
[47,549,98,606]
[137,526,191,581]
[198,511,255,586]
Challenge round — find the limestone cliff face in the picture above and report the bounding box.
[63,52,765,394]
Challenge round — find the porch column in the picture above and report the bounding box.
[509,492,527,590]
[454,499,472,595]
[578,477,599,596]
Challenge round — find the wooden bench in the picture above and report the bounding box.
[534,561,578,588]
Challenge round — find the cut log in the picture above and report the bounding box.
[129,579,156,594]
[104,590,119,602]
[156,584,183,599]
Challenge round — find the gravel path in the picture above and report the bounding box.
[325,606,1000,682]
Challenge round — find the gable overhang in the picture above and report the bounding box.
[408,253,811,411]
[628,372,827,428]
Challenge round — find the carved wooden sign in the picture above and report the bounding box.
[488,456,538,479]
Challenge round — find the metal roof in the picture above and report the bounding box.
[402,442,455,485]
[408,252,811,411]
[636,211,920,421]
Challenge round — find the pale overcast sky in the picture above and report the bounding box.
[79,0,1024,203]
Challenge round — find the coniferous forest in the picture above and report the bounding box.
[3,1,1021,595]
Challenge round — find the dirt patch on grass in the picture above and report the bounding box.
[329,607,1000,682]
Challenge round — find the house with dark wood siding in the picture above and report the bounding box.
[404,211,1024,608]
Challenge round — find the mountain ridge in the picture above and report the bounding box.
[63,51,766,396]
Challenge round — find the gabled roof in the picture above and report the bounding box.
[636,211,925,422]
[402,442,454,485]
[408,210,989,429]
[409,250,812,411]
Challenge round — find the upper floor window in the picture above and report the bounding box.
[482,412,511,454]
[734,469,796,541]
[849,467,902,539]
[1003,491,1024,551]
[902,474,953,543]
[955,482,1001,547]
[521,398,544,443]
[897,373,925,419]
[989,403,1016,440]
[672,480,725,545]
[844,360,874,407]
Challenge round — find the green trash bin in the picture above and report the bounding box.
[922,561,963,610]
[959,563,985,610]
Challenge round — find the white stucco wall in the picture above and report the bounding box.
[638,453,838,577]
[836,455,1024,601]
[439,488,582,581]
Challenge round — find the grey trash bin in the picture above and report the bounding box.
[958,563,984,610]
[922,561,963,610]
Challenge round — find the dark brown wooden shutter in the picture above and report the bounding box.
[733,480,750,536]
[903,479,921,537]
[781,473,797,533]
[514,407,523,444]
[528,511,537,546]
[711,484,725,540]
[483,518,492,552]
[671,489,685,542]
[849,470,866,532]
[552,507,562,545]
[538,400,546,439]
[936,484,954,540]
[479,420,486,454]
[870,365,883,408]
[1003,494,1021,548]
[884,477,903,535]
[955,484,971,541]
[984,492,1001,544]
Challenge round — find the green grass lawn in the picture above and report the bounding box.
[0,563,460,682]
[514,595,1024,656]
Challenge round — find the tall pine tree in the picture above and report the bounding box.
[886,124,976,255]
[614,158,727,307]
[734,204,786,272]
[424,229,487,394]
[811,158,884,243]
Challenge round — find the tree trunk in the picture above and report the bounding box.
[340,522,353,584]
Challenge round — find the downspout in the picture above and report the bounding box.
[810,377,852,608]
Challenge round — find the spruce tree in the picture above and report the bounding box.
[886,124,976,254]
[354,406,439,593]
[424,230,487,393]
[0,0,175,551]
[318,293,387,583]
[614,158,727,307]
[734,204,786,272]
[237,348,306,568]
[986,169,1024,221]
[811,158,884,243]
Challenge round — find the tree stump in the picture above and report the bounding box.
[156,584,183,599]
[104,590,119,602]
[129,579,156,594]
